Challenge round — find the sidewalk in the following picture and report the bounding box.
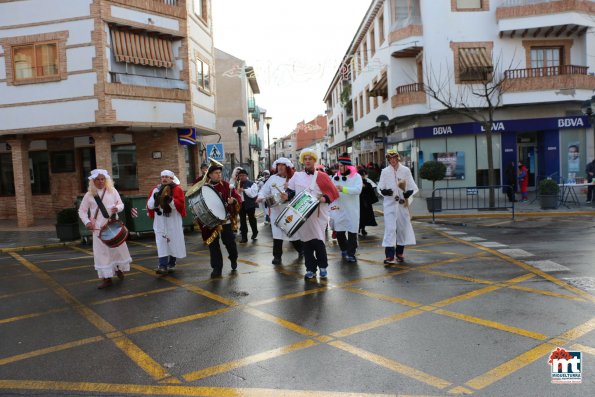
[1,190,593,252]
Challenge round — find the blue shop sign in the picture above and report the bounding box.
[414,116,590,139]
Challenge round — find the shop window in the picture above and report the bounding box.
[0,153,15,196]
[196,58,211,93]
[29,151,50,195]
[111,145,138,190]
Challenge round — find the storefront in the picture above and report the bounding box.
[413,115,592,190]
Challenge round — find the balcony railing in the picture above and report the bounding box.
[502,0,560,6]
[109,72,187,89]
[248,97,256,112]
[504,65,588,79]
[161,0,179,5]
[396,82,425,95]
[249,134,262,151]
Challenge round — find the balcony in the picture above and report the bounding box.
[389,15,423,57]
[391,83,426,108]
[248,97,256,112]
[497,0,594,38]
[249,134,263,151]
[503,64,595,92]
[110,0,184,18]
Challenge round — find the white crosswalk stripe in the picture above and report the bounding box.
[497,249,534,258]
[477,241,508,248]
[459,236,486,242]
[525,260,570,272]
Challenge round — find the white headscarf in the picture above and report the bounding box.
[161,170,180,185]
[88,169,110,180]
[272,157,293,169]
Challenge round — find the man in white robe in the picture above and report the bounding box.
[147,170,187,274]
[377,150,418,264]
[330,152,362,263]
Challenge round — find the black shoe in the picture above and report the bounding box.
[156,267,168,275]
[210,270,222,279]
[251,232,258,240]
[272,257,281,265]
[231,260,238,270]
[360,229,367,236]
[239,237,248,243]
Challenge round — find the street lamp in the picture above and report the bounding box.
[233,119,246,167]
[265,116,272,170]
[272,137,278,159]
[376,114,389,164]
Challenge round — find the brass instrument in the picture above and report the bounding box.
[186,157,224,198]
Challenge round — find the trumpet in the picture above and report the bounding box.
[186,157,224,197]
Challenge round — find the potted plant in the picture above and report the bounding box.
[538,179,560,209]
[55,207,81,241]
[419,160,446,212]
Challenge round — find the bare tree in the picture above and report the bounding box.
[423,53,516,208]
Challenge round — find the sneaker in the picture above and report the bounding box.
[156,267,168,275]
[346,256,357,263]
[341,250,348,258]
[383,257,396,265]
[319,268,328,278]
[167,265,176,273]
[396,254,405,263]
[304,271,315,279]
[263,221,270,225]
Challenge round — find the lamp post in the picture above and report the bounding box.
[233,119,246,167]
[376,114,389,164]
[272,137,278,159]
[265,116,272,170]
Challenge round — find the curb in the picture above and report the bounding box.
[0,240,80,253]
[372,209,595,219]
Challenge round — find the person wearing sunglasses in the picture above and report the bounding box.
[377,150,418,265]
[329,153,363,263]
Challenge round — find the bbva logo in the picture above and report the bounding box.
[558,118,584,128]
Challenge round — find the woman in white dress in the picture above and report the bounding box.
[78,169,132,289]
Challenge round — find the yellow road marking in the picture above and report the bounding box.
[482,219,514,227]
[418,269,494,285]
[558,317,595,340]
[430,285,502,308]
[64,271,143,286]
[182,339,318,382]
[330,309,424,338]
[91,286,179,305]
[36,255,91,264]
[0,336,104,366]
[343,287,422,308]
[243,307,319,337]
[47,264,89,273]
[508,285,586,302]
[69,246,93,255]
[465,343,555,390]
[0,287,48,301]
[447,386,474,395]
[249,287,329,306]
[111,336,171,381]
[125,308,233,335]
[329,340,452,390]
[0,307,68,325]
[570,343,595,356]
[238,259,259,267]
[433,309,549,341]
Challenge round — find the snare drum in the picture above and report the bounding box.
[274,190,319,237]
[99,218,129,248]
[265,192,283,208]
[187,184,228,229]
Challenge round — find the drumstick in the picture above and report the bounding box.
[271,182,283,194]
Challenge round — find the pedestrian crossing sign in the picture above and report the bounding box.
[206,143,224,161]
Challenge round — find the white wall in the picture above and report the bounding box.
[0,74,96,105]
[112,99,185,124]
[0,0,91,27]
[0,99,98,130]
[110,5,180,31]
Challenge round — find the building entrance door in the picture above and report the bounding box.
[79,148,96,192]
[517,143,537,190]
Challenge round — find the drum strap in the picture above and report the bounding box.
[93,190,109,219]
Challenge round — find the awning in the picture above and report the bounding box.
[369,71,388,97]
[459,47,492,72]
[110,29,174,68]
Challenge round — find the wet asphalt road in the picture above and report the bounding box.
[0,215,594,397]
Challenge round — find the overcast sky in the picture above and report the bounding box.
[212,0,372,140]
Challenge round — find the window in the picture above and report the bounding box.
[378,12,385,45]
[458,47,492,82]
[197,58,211,92]
[370,28,376,58]
[391,0,421,24]
[453,0,486,11]
[0,154,15,196]
[111,145,138,190]
[365,87,370,114]
[530,47,562,68]
[359,93,364,118]
[194,0,208,22]
[363,42,368,67]
[110,29,174,68]
[13,42,58,81]
[29,151,50,195]
[353,98,358,121]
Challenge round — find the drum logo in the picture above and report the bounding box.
[284,215,293,224]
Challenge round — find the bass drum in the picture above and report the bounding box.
[274,190,319,237]
[99,218,129,248]
[188,184,228,229]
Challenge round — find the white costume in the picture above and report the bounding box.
[330,171,363,233]
[147,182,187,260]
[377,163,418,247]
[78,187,132,279]
[258,173,300,241]
[287,171,329,242]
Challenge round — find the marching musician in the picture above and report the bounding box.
[330,153,363,263]
[234,168,260,243]
[256,157,303,265]
[78,169,132,289]
[200,162,242,278]
[147,170,187,275]
[282,148,339,280]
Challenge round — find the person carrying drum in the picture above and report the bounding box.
[256,157,303,265]
[200,162,242,278]
[330,153,363,263]
[78,169,132,289]
[147,170,187,275]
[377,150,418,265]
[282,148,339,280]
[235,168,259,243]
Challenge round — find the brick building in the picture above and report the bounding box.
[0,0,216,226]
[272,115,328,169]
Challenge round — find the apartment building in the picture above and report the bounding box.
[324,0,595,190]
[0,0,216,226]
[212,48,264,179]
[271,115,328,169]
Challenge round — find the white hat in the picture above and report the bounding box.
[299,148,318,164]
[272,157,293,169]
[88,169,110,180]
[161,170,180,185]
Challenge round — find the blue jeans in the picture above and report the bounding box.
[159,256,176,269]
